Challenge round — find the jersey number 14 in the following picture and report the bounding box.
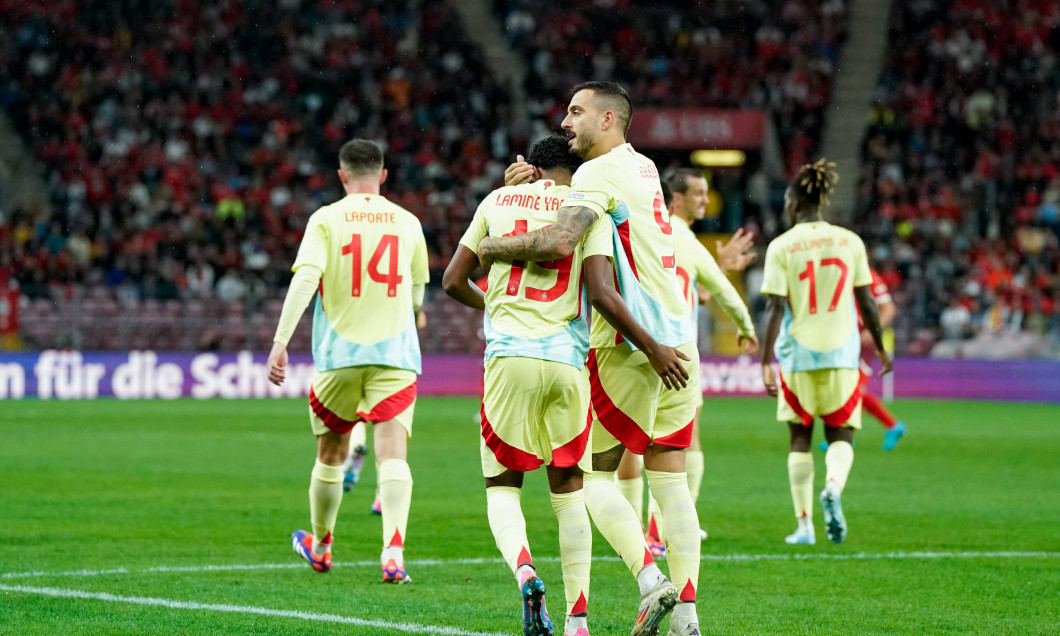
[341,234,403,297]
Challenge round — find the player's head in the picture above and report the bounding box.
[784,158,838,225]
[526,134,583,185]
[562,81,633,160]
[667,168,709,222]
[337,139,388,194]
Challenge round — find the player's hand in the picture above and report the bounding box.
[645,344,690,390]
[504,155,536,187]
[762,363,778,396]
[876,349,893,376]
[267,342,288,386]
[416,310,428,329]
[716,228,757,273]
[738,333,759,355]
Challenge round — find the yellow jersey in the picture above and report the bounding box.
[672,217,755,339]
[460,179,613,368]
[563,143,693,349]
[293,193,429,373]
[760,220,872,372]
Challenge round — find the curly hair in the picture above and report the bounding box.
[527,134,583,174]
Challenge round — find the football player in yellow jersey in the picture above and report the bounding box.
[445,134,595,636]
[267,139,428,583]
[760,159,892,546]
[478,81,705,636]
[618,170,758,557]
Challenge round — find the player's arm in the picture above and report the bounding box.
[760,293,786,396]
[268,264,323,386]
[583,254,690,390]
[855,286,892,376]
[442,245,486,311]
[477,204,597,269]
[695,247,758,353]
[860,296,895,349]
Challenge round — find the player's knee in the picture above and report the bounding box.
[591,445,625,472]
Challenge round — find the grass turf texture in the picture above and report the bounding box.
[1,397,1057,635]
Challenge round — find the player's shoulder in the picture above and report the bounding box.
[373,195,422,227]
[825,221,865,245]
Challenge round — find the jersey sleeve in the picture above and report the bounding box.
[458,198,491,254]
[694,245,756,338]
[850,235,872,287]
[580,211,614,259]
[760,240,788,296]
[563,160,613,220]
[292,212,329,274]
[410,219,429,286]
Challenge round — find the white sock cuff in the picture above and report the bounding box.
[585,470,616,483]
[549,489,585,513]
[487,485,522,503]
[312,460,343,483]
[644,469,688,491]
[378,458,412,484]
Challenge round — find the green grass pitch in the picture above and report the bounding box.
[1,397,1057,635]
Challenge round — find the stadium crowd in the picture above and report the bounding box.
[0,0,512,307]
[1,0,1059,357]
[494,0,847,175]
[854,0,1060,356]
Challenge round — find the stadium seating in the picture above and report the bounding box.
[855,0,1060,355]
[0,0,512,352]
[494,0,847,167]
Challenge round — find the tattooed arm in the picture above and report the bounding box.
[477,205,597,270]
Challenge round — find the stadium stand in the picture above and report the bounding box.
[493,0,848,173]
[854,0,1060,356]
[2,0,1057,358]
[0,0,508,351]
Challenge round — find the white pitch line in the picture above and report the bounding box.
[0,584,509,636]
[2,551,1056,581]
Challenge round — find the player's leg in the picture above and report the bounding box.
[546,465,590,636]
[341,422,369,492]
[819,369,862,544]
[786,421,816,545]
[586,345,678,635]
[542,364,593,636]
[293,368,365,572]
[643,341,701,636]
[861,387,906,450]
[484,468,554,636]
[778,369,818,545]
[588,445,677,636]
[616,448,645,527]
[646,406,706,555]
[360,367,417,583]
[482,357,555,635]
[686,408,706,540]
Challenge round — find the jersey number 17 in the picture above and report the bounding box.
[798,258,848,314]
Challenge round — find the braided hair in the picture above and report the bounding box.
[792,158,839,208]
